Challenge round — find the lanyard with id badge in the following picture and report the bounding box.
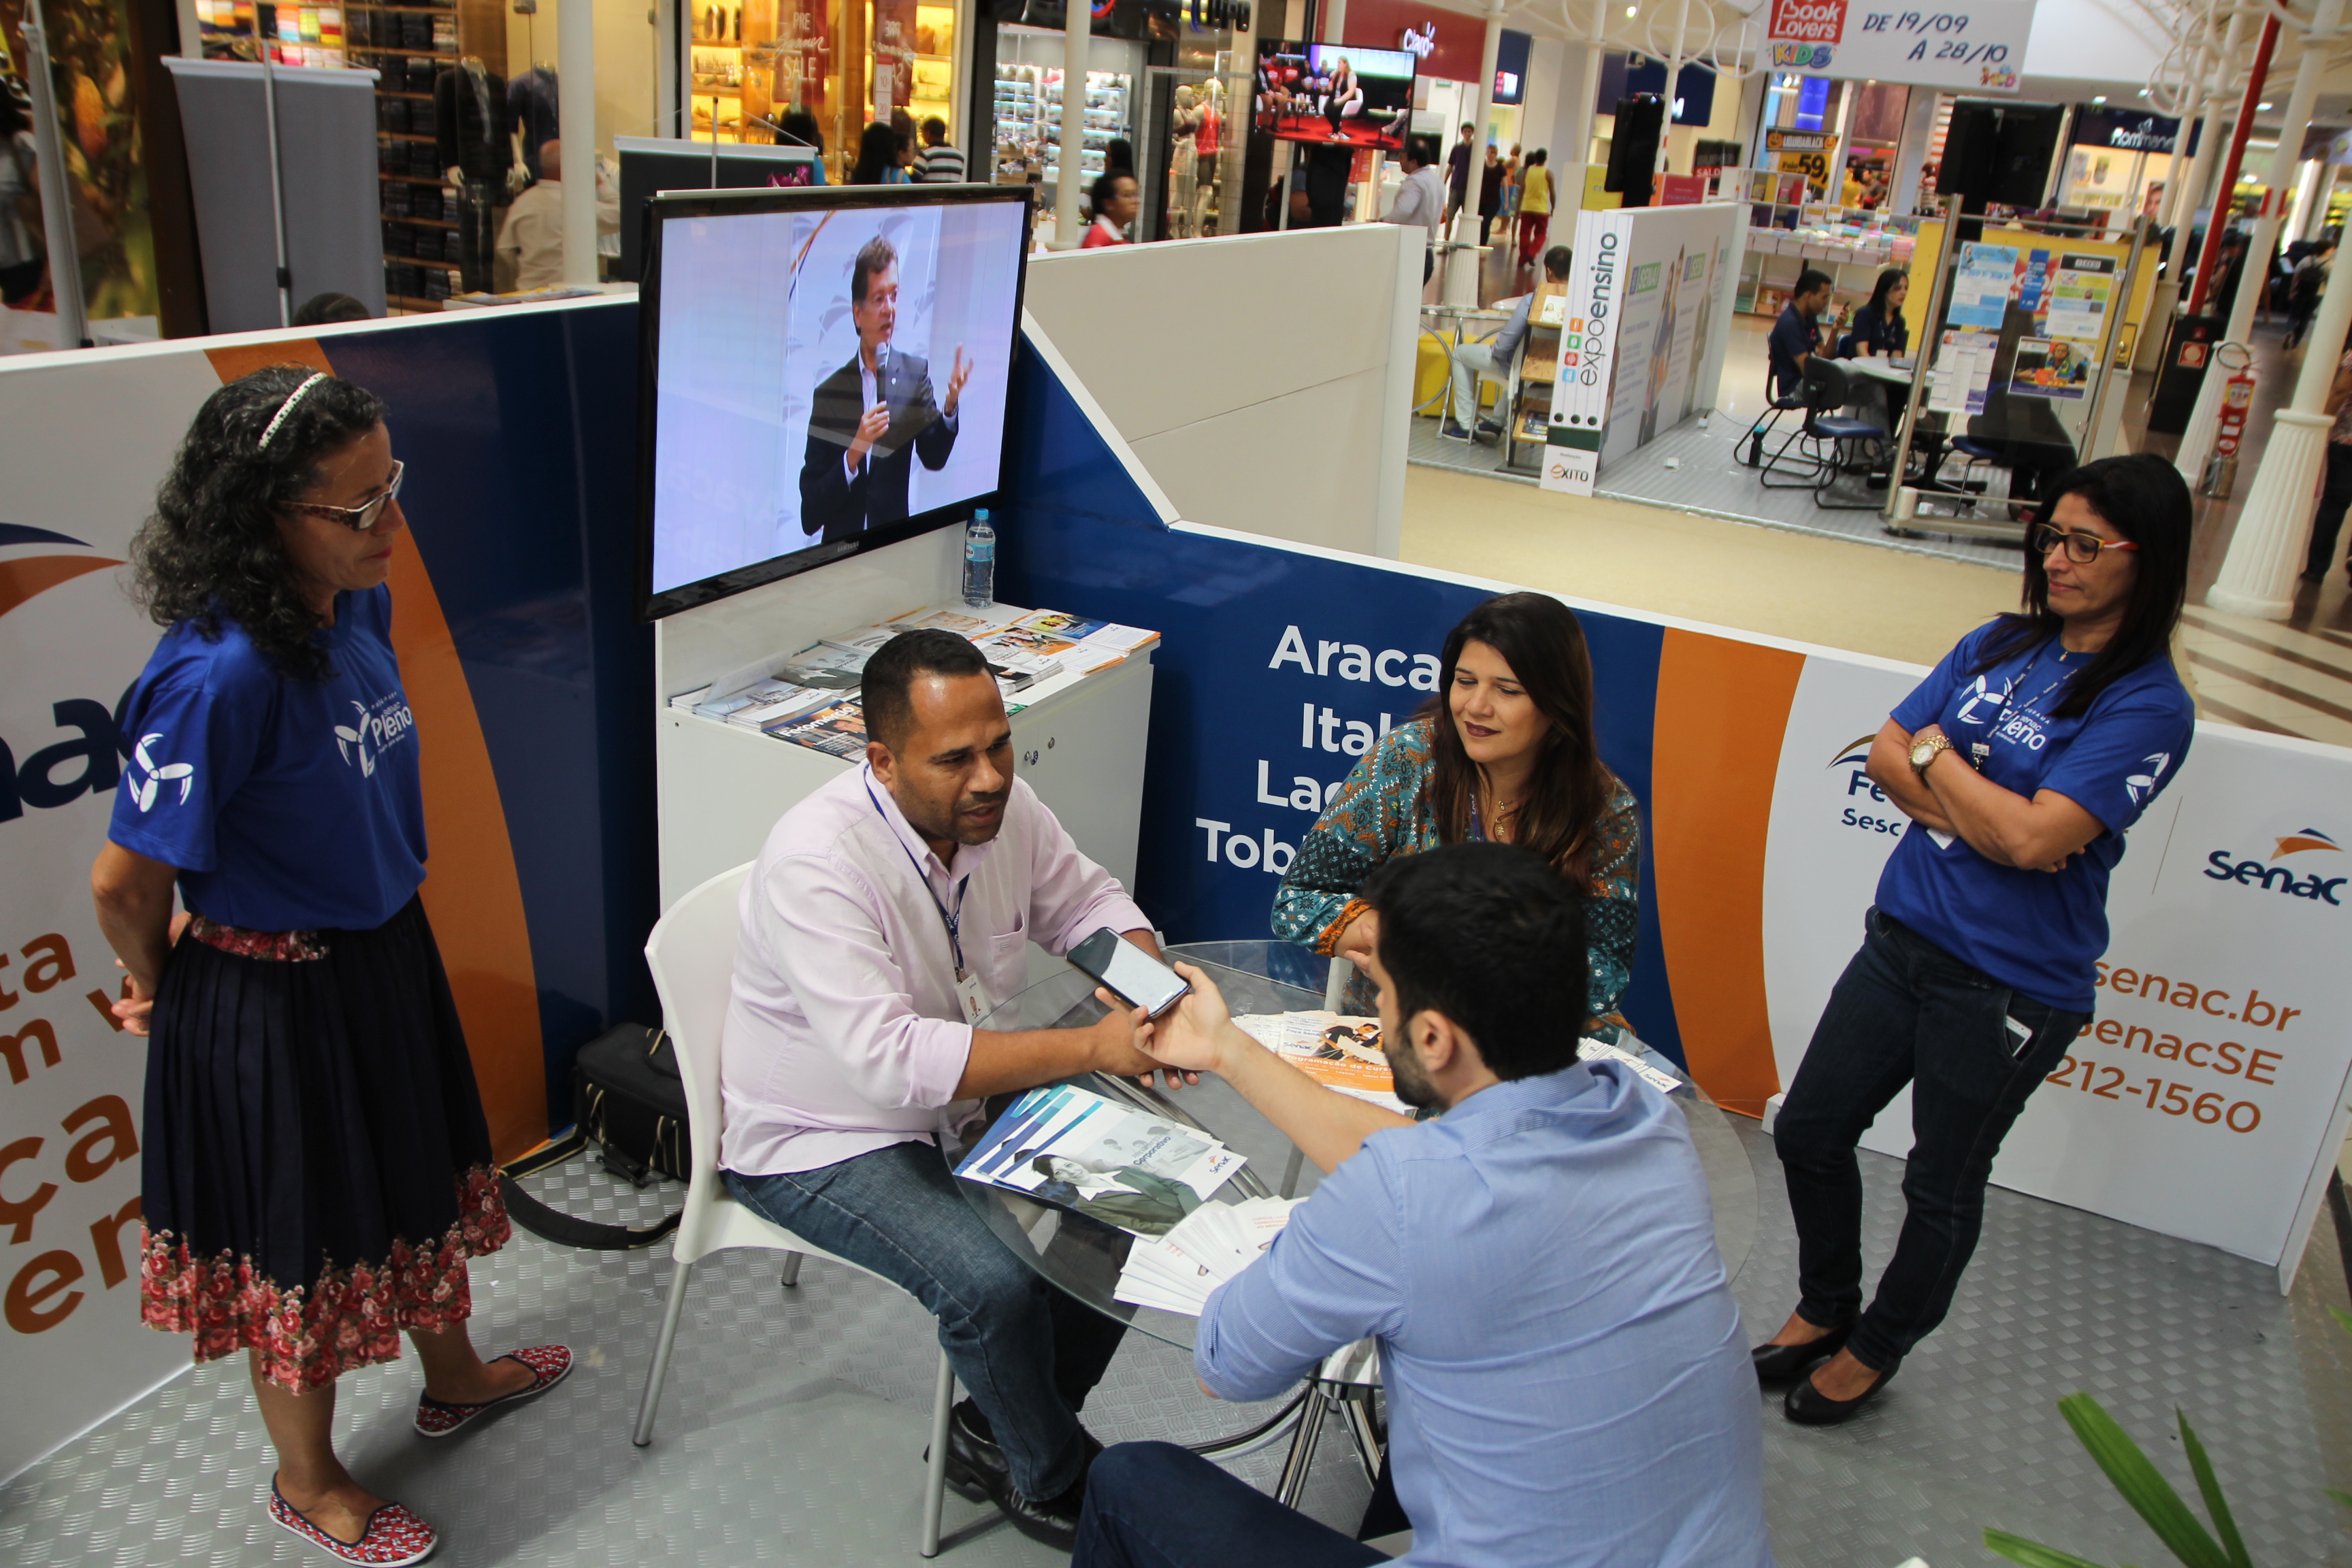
[867,779,993,1025]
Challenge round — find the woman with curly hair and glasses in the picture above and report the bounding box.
[1757,455,2195,1428]
[1273,591,1643,1039]
[89,366,570,1566]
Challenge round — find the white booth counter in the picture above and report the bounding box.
[653,525,1156,913]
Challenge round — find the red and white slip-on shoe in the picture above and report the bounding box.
[412,1344,573,1439]
[268,1483,437,1566]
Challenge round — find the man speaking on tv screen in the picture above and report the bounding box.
[800,235,973,542]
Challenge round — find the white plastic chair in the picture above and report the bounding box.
[631,861,959,1556]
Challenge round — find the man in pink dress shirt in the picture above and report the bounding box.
[719,628,1169,1548]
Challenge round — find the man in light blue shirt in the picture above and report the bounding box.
[1080,843,1771,1568]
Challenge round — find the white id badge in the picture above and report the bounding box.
[955,970,993,1027]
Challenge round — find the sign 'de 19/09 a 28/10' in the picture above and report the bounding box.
[1765,0,2036,92]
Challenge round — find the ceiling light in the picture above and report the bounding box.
[2138,88,2151,97]
[2093,95,2106,103]
[2259,101,2273,110]
[1625,5,1637,14]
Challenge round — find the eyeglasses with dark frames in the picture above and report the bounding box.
[2029,521,2139,564]
[287,460,404,532]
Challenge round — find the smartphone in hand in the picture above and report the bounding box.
[1066,928,1190,1017]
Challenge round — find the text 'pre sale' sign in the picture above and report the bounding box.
[1766,0,2036,92]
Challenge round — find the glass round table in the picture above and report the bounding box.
[942,940,1759,1501]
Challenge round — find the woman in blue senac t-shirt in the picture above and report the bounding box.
[1754,454,2196,1428]
[89,369,570,1565]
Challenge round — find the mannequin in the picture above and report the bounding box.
[508,66,560,189]
[1192,78,1224,235]
[1170,86,1200,239]
[436,56,514,293]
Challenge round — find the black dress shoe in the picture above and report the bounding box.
[1784,1357,1899,1425]
[1751,1320,1852,1384]
[926,1399,1004,1504]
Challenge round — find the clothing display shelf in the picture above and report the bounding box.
[344,0,506,312]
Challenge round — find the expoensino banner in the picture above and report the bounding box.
[1544,203,1742,496]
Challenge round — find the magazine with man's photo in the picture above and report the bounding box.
[954,1083,1246,1238]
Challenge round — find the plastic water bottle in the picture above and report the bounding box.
[961,510,995,608]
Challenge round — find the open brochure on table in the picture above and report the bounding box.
[953,1083,1245,1238]
[1232,1011,1410,1114]
[1113,1196,1304,1317]
[665,604,1161,755]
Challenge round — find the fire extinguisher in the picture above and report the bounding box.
[2202,346,2257,500]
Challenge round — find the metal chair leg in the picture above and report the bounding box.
[1279,1146,1306,1200]
[1340,1390,1384,1487]
[1275,1385,1331,1508]
[632,1256,696,1447]
[920,1348,956,1557]
[779,1252,804,1288]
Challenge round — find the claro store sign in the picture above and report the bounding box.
[1765,0,2038,93]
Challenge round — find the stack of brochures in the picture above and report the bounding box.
[664,604,1162,758]
[953,1082,1245,1239]
[1232,1012,1409,1114]
[1577,1036,1686,1094]
[1113,1196,1305,1316]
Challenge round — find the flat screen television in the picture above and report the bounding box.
[635,184,1033,620]
[1252,40,1415,152]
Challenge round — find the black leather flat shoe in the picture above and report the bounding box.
[1784,1358,1899,1425]
[1751,1320,1852,1384]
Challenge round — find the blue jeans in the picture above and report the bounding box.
[1075,1442,1388,1568]
[1774,908,2087,1371]
[725,1140,1126,1500]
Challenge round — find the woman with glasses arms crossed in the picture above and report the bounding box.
[1757,454,2195,1426]
[90,368,569,1567]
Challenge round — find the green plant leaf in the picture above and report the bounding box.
[2331,1305,2352,1339]
[2057,1394,2232,1568]
[1983,1528,2114,1568]
[2176,1409,2251,1568]
[2329,1488,2352,1512]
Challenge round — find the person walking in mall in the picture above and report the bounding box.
[1758,454,2196,1425]
[1442,121,1475,229]
[2286,244,2334,351]
[916,116,966,182]
[1083,170,1138,248]
[850,120,907,184]
[1273,591,1642,1043]
[1515,149,1553,272]
[90,366,571,1566]
[718,630,1181,1550]
[1440,243,1571,441]
[2302,334,2352,585]
[1477,142,1504,247]
[1384,133,1446,285]
[1086,843,1772,1568]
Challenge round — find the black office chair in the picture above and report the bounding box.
[1758,359,1884,507]
[1739,364,1808,468]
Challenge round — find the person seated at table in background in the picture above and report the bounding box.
[1273,591,1642,1039]
[1840,267,1910,427]
[1077,844,1773,1568]
[1440,243,1571,443]
[1769,267,1834,402]
[717,629,1179,1548]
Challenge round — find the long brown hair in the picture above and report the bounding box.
[1423,592,1618,887]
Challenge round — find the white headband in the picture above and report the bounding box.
[257,372,329,451]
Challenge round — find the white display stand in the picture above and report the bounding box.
[652,527,1154,917]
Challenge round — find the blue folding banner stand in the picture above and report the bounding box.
[994,336,1690,1067]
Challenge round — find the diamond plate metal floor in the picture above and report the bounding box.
[5,1134,2347,1567]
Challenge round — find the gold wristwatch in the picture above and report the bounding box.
[1908,734,1957,771]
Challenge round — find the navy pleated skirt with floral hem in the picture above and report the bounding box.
[137,894,510,1392]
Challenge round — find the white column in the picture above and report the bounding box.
[2210,5,2352,620]
[559,0,598,284]
[2176,0,2338,491]
[1654,0,1689,183]
[1323,0,1346,41]
[1463,0,1505,235]
[1056,0,1092,248]
[1556,0,1605,174]
[20,0,86,347]
[1889,86,1937,216]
